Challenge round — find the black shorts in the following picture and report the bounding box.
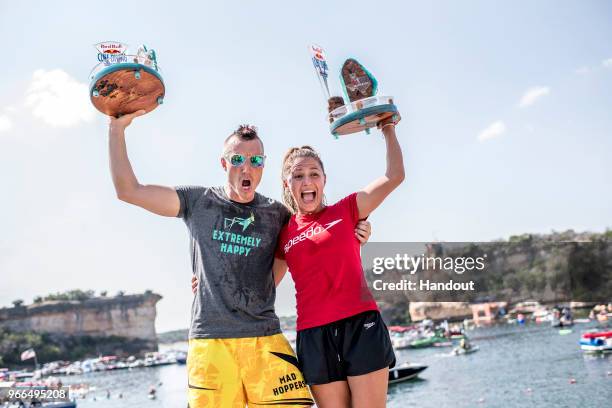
[296,310,396,385]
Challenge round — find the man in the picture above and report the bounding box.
[108,110,371,407]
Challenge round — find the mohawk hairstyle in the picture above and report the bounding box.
[232,124,258,140]
[223,124,264,154]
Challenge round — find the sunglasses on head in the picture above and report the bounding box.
[225,154,266,168]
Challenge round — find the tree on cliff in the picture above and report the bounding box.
[42,290,95,302]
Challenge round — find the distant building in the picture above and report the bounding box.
[471,302,508,324]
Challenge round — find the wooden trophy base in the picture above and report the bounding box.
[329,96,398,138]
[89,63,164,117]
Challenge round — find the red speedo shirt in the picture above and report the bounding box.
[276,193,378,331]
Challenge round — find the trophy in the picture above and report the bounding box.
[309,44,399,139]
[89,41,165,117]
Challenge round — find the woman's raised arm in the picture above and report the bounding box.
[356,118,405,219]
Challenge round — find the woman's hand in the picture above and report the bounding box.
[108,109,146,133]
[355,220,372,245]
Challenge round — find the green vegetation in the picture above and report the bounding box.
[10,290,140,307]
[450,237,612,302]
[41,290,96,302]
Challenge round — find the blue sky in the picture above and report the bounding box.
[1,1,611,331]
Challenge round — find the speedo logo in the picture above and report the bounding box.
[284,219,343,254]
[364,322,376,330]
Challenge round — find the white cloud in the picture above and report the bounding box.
[518,86,550,108]
[0,114,12,132]
[478,121,506,142]
[24,69,96,127]
[603,58,612,68]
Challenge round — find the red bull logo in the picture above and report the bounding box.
[94,41,128,56]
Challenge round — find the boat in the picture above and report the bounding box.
[12,371,35,380]
[579,331,612,353]
[596,313,610,323]
[551,318,573,328]
[532,308,553,323]
[388,325,417,333]
[388,363,427,384]
[175,351,187,365]
[551,307,573,328]
[449,332,465,340]
[390,330,421,350]
[408,335,450,349]
[581,330,612,339]
[452,345,480,355]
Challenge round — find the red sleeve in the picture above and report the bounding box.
[337,192,359,224]
[275,225,288,260]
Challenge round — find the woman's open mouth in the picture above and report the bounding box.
[241,179,252,190]
[301,190,316,204]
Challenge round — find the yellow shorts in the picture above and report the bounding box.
[187,333,313,407]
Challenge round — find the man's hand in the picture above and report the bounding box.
[191,275,198,294]
[355,220,372,245]
[377,113,401,129]
[109,109,146,133]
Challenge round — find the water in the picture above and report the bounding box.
[57,324,611,407]
[388,323,612,408]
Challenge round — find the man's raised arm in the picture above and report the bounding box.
[108,110,180,217]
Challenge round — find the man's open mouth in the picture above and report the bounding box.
[241,180,251,189]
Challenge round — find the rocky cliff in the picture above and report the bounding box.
[0,293,162,350]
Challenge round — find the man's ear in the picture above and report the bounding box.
[221,157,227,172]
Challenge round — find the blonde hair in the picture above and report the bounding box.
[281,146,326,214]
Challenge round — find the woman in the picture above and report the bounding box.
[274,117,404,408]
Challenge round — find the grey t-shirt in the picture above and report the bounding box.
[175,186,290,339]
